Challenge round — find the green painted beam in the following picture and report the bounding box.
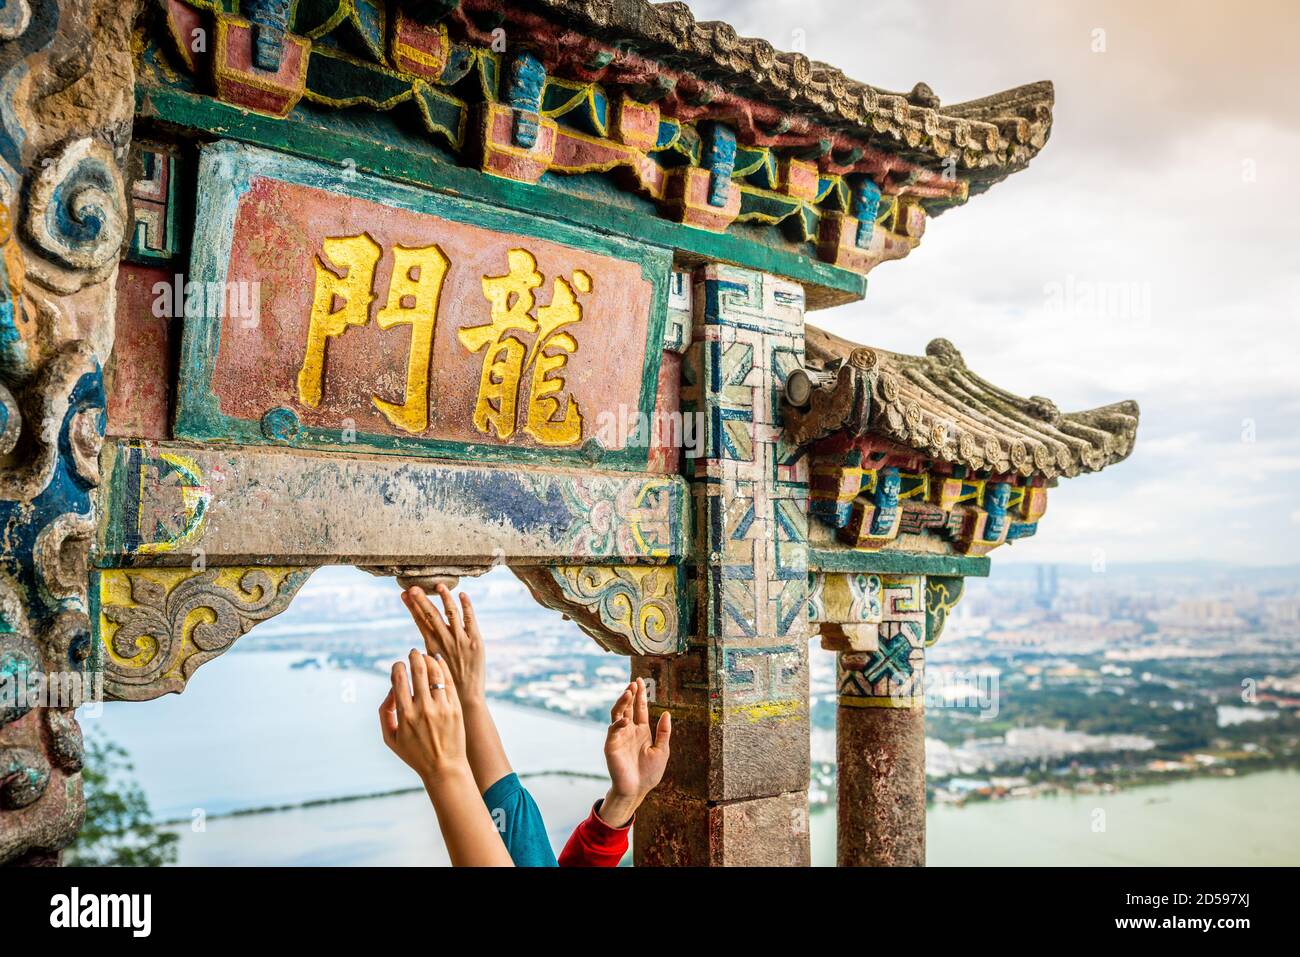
[136,84,867,309]
[808,546,991,578]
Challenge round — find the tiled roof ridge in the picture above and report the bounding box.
[527,0,1054,194]
[804,324,1139,480]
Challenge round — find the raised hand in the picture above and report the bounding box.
[378,649,512,866]
[402,584,486,704]
[400,584,510,794]
[378,649,468,783]
[598,677,671,827]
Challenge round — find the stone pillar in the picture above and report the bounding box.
[835,574,927,866]
[0,1,139,864]
[633,264,811,866]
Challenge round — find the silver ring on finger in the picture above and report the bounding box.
[432,683,446,691]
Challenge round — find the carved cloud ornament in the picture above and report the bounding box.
[101,567,315,701]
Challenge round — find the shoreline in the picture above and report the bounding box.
[159,652,1296,821]
[925,758,1300,809]
[156,769,609,827]
[155,761,1300,829]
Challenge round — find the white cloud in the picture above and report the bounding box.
[689,0,1300,563]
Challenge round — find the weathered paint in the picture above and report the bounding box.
[0,0,143,862]
[836,575,925,708]
[837,704,926,866]
[106,263,173,440]
[97,440,690,568]
[176,142,670,470]
[633,264,811,866]
[635,787,810,867]
[808,545,989,578]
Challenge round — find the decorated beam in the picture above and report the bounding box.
[93,434,694,695]
[97,441,689,568]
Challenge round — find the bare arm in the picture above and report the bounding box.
[378,650,513,867]
[403,585,512,794]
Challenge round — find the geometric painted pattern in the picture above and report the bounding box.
[837,574,927,708]
[683,263,810,713]
[664,269,692,354]
[806,571,882,625]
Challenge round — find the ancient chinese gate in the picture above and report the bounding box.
[0,1,1138,866]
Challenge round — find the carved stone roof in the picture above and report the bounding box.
[805,325,1139,480]
[528,0,1054,206]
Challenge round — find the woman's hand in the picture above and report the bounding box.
[379,649,514,867]
[401,584,512,794]
[402,585,486,705]
[598,677,671,827]
[378,649,469,785]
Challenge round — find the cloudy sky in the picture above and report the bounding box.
[693,0,1300,566]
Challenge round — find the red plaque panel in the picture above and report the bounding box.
[177,143,670,468]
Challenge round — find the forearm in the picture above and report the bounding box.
[597,786,646,829]
[424,766,514,866]
[459,698,514,794]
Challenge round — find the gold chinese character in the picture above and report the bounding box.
[526,269,588,445]
[458,248,542,440]
[296,234,449,435]
[372,244,449,433]
[297,233,380,409]
[458,248,588,446]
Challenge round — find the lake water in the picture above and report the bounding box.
[91,651,1300,866]
[821,771,1300,866]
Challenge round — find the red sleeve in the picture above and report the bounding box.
[557,800,631,867]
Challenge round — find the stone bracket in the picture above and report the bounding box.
[833,574,926,709]
[807,571,883,652]
[96,566,315,701]
[512,564,689,657]
[924,574,965,646]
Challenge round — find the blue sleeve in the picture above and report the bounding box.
[482,773,558,867]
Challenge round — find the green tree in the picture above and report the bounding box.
[64,733,179,867]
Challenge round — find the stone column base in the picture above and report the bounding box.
[634,786,810,866]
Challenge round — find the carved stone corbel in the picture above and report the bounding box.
[512,564,688,657]
[99,567,315,701]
